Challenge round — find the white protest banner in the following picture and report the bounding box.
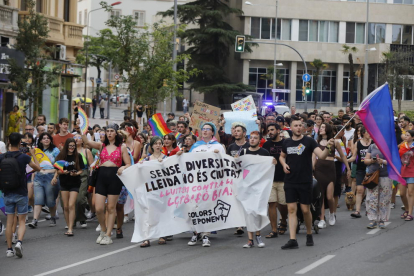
[231,95,256,112]
[224,110,258,135]
[118,152,274,242]
[189,101,221,130]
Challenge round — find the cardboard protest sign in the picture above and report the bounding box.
[189,101,221,130]
[223,110,258,135]
[118,152,274,242]
[231,95,256,111]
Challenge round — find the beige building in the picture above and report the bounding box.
[225,0,414,111]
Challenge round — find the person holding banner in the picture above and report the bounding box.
[162,134,180,157]
[279,116,334,249]
[227,125,249,158]
[187,122,225,247]
[81,123,131,245]
[139,136,168,248]
[239,131,275,248]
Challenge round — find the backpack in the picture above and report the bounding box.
[0,152,23,192]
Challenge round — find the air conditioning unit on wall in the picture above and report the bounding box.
[55,45,66,60]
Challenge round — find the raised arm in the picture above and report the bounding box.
[81,134,102,150]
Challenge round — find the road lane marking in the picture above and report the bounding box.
[366,222,391,234]
[34,244,140,276]
[295,255,336,274]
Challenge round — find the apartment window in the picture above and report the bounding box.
[394,0,414,3]
[393,25,413,45]
[64,0,70,22]
[299,20,339,42]
[110,10,121,18]
[368,23,386,44]
[84,9,87,26]
[342,72,358,104]
[346,22,365,44]
[36,0,42,13]
[78,11,82,25]
[249,68,290,101]
[20,0,26,11]
[250,18,291,40]
[133,11,145,27]
[296,70,336,103]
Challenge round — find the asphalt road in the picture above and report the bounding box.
[0,198,411,276]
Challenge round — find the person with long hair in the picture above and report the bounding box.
[347,124,363,193]
[364,143,392,228]
[314,123,350,228]
[123,125,142,163]
[162,133,180,157]
[28,133,60,229]
[348,126,373,218]
[52,138,84,236]
[73,133,93,228]
[399,130,414,221]
[139,136,167,248]
[81,123,131,245]
[313,115,323,140]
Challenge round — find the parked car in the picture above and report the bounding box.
[110,94,129,103]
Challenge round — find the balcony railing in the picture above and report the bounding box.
[0,5,18,33]
[64,22,84,48]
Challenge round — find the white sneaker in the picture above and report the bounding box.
[96,231,106,244]
[123,216,129,223]
[45,214,51,220]
[256,235,265,248]
[100,235,113,245]
[243,241,254,248]
[188,232,200,246]
[96,224,101,232]
[318,220,327,229]
[113,224,117,229]
[202,235,211,247]
[329,213,336,226]
[14,241,23,258]
[86,211,92,219]
[6,249,15,257]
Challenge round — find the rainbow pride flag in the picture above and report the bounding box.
[54,160,68,172]
[175,132,181,139]
[148,113,171,137]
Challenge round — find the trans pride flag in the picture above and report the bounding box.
[148,113,171,137]
[357,83,405,185]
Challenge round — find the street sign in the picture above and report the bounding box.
[96,78,102,84]
[114,74,120,80]
[302,73,311,82]
[89,77,94,82]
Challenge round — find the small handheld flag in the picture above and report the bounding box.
[54,160,68,172]
[148,113,171,137]
[174,132,181,139]
[77,107,89,135]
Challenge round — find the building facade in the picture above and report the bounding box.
[227,0,414,111]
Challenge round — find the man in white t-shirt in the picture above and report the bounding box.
[342,115,355,144]
[182,97,189,114]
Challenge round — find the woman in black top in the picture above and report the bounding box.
[348,126,373,218]
[52,138,84,236]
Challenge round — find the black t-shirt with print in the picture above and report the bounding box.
[58,154,85,188]
[262,139,285,182]
[239,148,270,157]
[226,141,250,157]
[282,136,318,184]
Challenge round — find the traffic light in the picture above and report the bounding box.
[305,82,311,94]
[115,81,119,88]
[235,35,245,53]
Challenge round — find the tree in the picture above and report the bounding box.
[159,0,256,104]
[341,45,358,110]
[8,0,60,121]
[101,2,199,113]
[76,29,118,100]
[379,50,414,112]
[261,66,285,88]
[310,59,329,109]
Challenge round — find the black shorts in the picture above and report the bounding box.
[284,182,312,205]
[95,167,123,196]
[136,111,143,118]
[356,170,366,186]
[60,186,80,193]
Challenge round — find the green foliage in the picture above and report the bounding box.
[310,59,329,109]
[158,0,257,95]
[380,50,414,112]
[100,1,199,111]
[8,0,60,119]
[261,66,285,88]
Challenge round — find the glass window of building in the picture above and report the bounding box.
[296,70,336,103]
[261,18,271,39]
[300,20,338,42]
[250,68,290,101]
[251,18,261,39]
[392,25,402,44]
[368,23,386,44]
[342,72,358,104]
[346,22,365,44]
[402,26,413,45]
[251,18,291,40]
[299,20,308,41]
[272,19,292,40]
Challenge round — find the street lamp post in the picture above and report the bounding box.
[171,0,178,115]
[83,2,121,112]
[363,0,369,99]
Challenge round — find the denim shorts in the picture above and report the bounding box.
[404,177,414,184]
[4,193,28,215]
[33,172,60,207]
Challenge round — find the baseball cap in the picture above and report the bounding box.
[276,116,285,123]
